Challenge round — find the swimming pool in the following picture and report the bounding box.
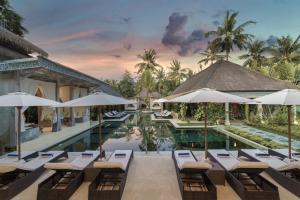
[48,112,252,152]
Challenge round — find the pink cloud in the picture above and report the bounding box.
[41,29,98,45]
[44,32,207,79]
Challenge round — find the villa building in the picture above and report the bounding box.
[0,27,120,153]
[172,60,298,125]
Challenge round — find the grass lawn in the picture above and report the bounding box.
[225,126,287,149]
[246,122,300,141]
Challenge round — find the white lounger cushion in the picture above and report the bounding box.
[17,151,64,171]
[174,150,196,170]
[181,161,212,170]
[272,149,300,161]
[230,161,269,171]
[45,151,99,171]
[93,161,123,169]
[94,150,132,171]
[241,149,287,169]
[277,161,300,171]
[0,151,36,164]
[208,149,240,171]
[0,160,26,173]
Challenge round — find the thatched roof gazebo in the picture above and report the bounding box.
[172,60,298,124]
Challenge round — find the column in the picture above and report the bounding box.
[245,104,249,122]
[225,103,230,125]
[52,80,62,132]
[68,86,75,126]
[293,105,298,125]
[257,104,263,123]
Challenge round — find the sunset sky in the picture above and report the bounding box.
[11,0,300,80]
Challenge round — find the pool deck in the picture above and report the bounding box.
[21,121,99,151]
[12,151,298,200]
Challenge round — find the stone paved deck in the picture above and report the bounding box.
[21,121,98,151]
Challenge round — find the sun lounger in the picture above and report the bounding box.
[209,149,279,200]
[172,150,217,200]
[0,151,66,200]
[239,149,300,197]
[0,151,38,164]
[89,150,133,200]
[37,151,99,200]
[269,148,300,161]
[104,112,120,119]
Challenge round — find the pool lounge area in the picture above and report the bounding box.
[1,7,300,199]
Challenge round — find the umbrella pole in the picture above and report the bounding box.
[17,106,22,160]
[204,103,208,159]
[287,105,292,159]
[98,106,103,158]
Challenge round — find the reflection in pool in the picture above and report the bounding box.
[48,112,252,152]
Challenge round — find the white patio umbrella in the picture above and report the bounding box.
[62,92,130,157]
[153,98,168,103]
[169,88,251,158]
[254,89,300,159]
[0,92,61,160]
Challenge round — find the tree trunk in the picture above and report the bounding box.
[226,51,229,61]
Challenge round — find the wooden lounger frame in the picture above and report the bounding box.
[88,150,133,200]
[172,151,217,200]
[37,153,100,200]
[37,170,84,200]
[238,149,300,198]
[208,151,279,200]
[0,151,67,200]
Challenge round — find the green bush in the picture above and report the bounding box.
[178,103,188,121]
[225,126,287,149]
[270,107,288,125]
[194,105,205,121]
[193,104,224,124]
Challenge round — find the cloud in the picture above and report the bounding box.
[162,12,207,56]
[266,35,277,46]
[179,29,206,56]
[44,30,97,44]
[162,12,188,46]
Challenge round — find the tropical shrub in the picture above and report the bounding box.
[178,103,188,121]
[270,107,288,125]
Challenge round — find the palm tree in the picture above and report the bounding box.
[135,49,161,108]
[268,35,300,65]
[198,41,225,67]
[186,69,194,78]
[0,0,28,36]
[268,35,300,80]
[168,59,188,86]
[206,10,255,60]
[239,40,268,72]
[155,68,165,94]
[135,49,161,75]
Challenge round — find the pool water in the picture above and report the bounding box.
[49,112,252,152]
